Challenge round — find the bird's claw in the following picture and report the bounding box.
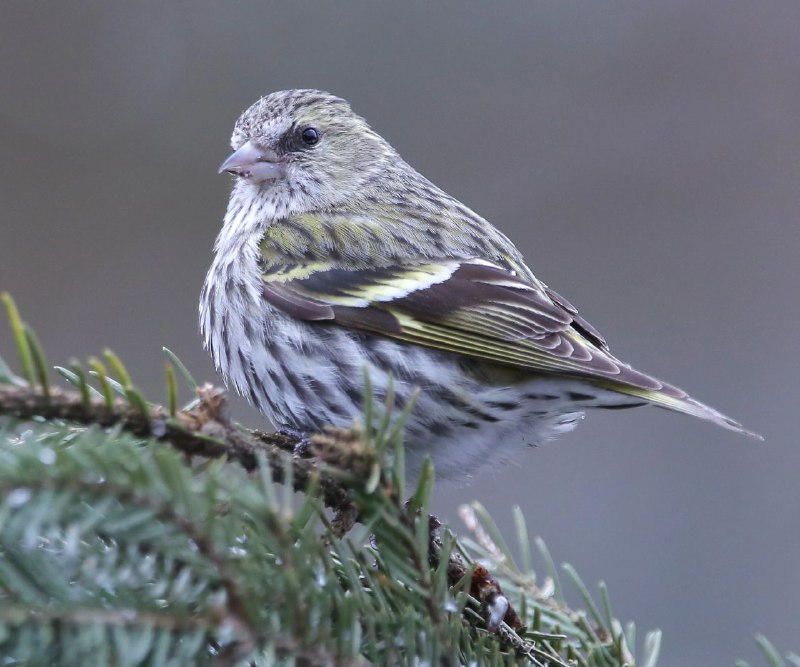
[279,426,313,457]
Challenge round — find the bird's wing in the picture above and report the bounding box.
[261,256,661,390]
[260,255,761,438]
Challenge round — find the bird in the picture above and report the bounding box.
[200,89,761,483]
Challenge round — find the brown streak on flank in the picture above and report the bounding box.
[485,400,520,411]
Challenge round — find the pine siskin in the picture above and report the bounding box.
[200,89,761,483]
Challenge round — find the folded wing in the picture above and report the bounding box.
[261,256,761,438]
[264,258,663,388]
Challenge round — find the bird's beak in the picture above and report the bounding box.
[218,141,284,183]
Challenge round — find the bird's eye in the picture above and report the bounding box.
[300,127,319,146]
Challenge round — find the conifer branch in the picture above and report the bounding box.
[0,377,533,657]
[0,381,351,511]
[1,294,794,666]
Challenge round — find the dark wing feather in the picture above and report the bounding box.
[260,256,762,437]
[261,258,663,390]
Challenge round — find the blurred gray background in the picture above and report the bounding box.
[1,2,797,664]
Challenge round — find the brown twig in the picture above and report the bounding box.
[0,382,351,511]
[0,381,537,659]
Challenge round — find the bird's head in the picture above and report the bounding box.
[220,89,396,214]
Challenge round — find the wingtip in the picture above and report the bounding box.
[724,417,765,442]
[682,398,764,442]
[610,382,764,441]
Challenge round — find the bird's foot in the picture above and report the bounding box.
[279,426,313,457]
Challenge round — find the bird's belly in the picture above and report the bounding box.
[211,301,585,483]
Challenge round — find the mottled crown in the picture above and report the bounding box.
[243,89,351,118]
[231,89,368,149]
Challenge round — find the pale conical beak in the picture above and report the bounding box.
[218,141,284,183]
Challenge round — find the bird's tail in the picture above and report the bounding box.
[603,379,763,440]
